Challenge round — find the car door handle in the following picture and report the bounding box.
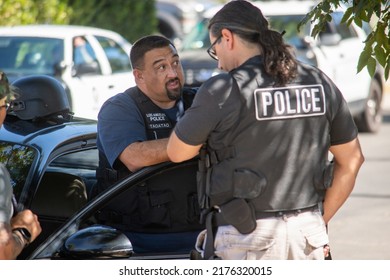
[108,85,114,89]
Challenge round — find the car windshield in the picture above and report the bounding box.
[0,36,64,76]
[0,142,37,200]
[180,15,309,51]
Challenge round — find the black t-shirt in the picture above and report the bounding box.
[174,55,358,210]
[175,56,356,148]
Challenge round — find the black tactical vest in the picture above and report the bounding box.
[198,63,331,213]
[95,87,203,233]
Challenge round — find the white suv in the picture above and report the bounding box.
[0,25,135,120]
[179,0,385,132]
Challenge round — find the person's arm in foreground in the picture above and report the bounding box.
[0,209,41,259]
[167,131,202,163]
[323,137,364,224]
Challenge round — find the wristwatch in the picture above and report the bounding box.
[12,227,32,247]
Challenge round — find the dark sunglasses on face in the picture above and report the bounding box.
[0,102,11,112]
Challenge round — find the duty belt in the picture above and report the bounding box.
[212,204,320,227]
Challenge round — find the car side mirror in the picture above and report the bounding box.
[72,61,100,77]
[59,225,133,259]
[319,33,342,46]
[302,36,316,47]
[53,61,66,76]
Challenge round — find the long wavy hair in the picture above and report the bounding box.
[208,0,297,86]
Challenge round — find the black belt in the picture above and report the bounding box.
[256,204,320,219]
[213,204,319,227]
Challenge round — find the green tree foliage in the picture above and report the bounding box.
[299,0,390,80]
[0,0,157,43]
[0,0,70,25]
[66,0,157,43]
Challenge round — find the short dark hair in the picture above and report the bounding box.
[130,35,175,69]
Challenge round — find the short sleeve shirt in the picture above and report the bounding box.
[174,56,358,210]
[175,56,357,150]
[97,88,179,168]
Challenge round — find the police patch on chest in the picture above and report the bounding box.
[145,112,172,129]
[254,84,326,121]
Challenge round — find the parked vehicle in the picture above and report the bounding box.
[0,25,135,120]
[156,0,219,45]
[179,0,385,133]
[29,161,196,260]
[1,75,198,260]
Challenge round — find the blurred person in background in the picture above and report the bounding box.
[0,71,41,260]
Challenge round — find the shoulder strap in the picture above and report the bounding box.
[206,75,241,161]
[182,87,197,110]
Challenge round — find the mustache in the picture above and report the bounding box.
[166,78,182,101]
[166,77,180,85]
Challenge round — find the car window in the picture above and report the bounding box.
[0,142,37,200]
[267,15,310,50]
[95,36,132,73]
[73,36,97,65]
[318,11,357,41]
[180,15,310,52]
[72,36,102,76]
[46,148,98,195]
[0,36,63,75]
[181,19,210,50]
[31,148,98,218]
[331,11,358,39]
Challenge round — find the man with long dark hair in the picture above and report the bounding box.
[167,0,364,260]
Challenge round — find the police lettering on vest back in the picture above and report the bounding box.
[254,84,326,120]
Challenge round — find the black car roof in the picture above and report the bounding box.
[0,115,97,147]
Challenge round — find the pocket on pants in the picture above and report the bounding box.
[218,227,275,250]
[303,224,329,249]
[215,228,275,260]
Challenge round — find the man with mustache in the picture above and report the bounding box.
[94,35,203,254]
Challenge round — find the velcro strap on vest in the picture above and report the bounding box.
[208,146,236,165]
[204,210,221,260]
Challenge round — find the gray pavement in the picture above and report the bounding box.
[328,83,390,260]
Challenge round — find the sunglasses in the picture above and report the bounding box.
[0,102,11,112]
[207,35,222,61]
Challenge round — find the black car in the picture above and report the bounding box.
[29,160,198,260]
[1,75,200,260]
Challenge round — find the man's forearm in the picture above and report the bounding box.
[0,223,25,260]
[323,139,364,224]
[119,138,170,172]
[322,162,357,224]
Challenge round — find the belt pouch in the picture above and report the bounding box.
[219,198,256,234]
